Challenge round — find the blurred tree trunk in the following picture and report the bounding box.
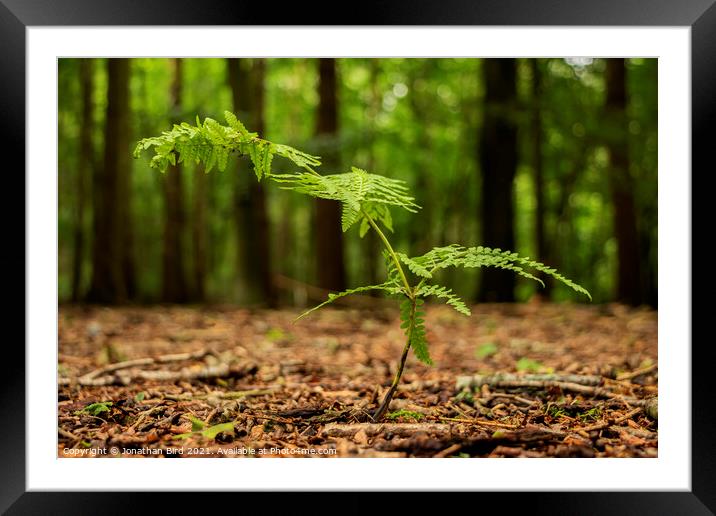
[547,147,587,278]
[314,58,347,292]
[606,59,642,306]
[477,59,517,302]
[192,168,208,302]
[529,59,549,297]
[87,58,132,304]
[363,59,380,289]
[227,58,276,306]
[71,59,93,302]
[161,59,190,303]
[408,61,434,257]
[116,60,136,301]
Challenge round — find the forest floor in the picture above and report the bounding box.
[58,301,658,458]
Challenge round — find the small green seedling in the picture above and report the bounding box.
[176,415,235,440]
[516,357,547,373]
[135,112,591,421]
[77,401,113,417]
[475,342,499,359]
[577,407,603,422]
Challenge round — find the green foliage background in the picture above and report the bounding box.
[58,58,657,305]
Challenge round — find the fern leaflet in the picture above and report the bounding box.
[134,111,321,177]
[411,245,591,300]
[400,298,431,365]
[296,283,404,321]
[416,284,471,316]
[271,167,419,233]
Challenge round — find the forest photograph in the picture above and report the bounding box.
[57,57,658,459]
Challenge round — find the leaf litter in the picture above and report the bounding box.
[58,302,657,458]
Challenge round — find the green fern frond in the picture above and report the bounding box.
[410,245,591,300]
[397,253,432,279]
[341,202,362,232]
[134,112,321,178]
[223,110,249,136]
[359,202,393,236]
[272,143,322,170]
[271,167,419,233]
[296,283,404,321]
[384,250,403,285]
[400,298,432,365]
[417,284,471,316]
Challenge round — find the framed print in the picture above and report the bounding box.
[2,0,713,513]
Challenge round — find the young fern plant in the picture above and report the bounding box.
[135,111,591,421]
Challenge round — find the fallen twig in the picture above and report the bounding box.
[79,349,215,380]
[457,373,604,391]
[616,364,657,382]
[128,404,167,431]
[163,388,277,402]
[494,424,567,441]
[456,374,631,399]
[59,361,253,386]
[433,443,463,458]
[58,427,81,442]
[580,407,643,433]
[247,413,294,425]
[322,423,452,439]
[437,416,519,429]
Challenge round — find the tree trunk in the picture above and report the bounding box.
[408,61,435,257]
[116,59,136,301]
[71,59,93,302]
[87,58,132,304]
[227,58,276,306]
[363,59,381,289]
[161,59,190,303]
[314,58,347,292]
[529,59,550,297]
[477,59,518,302]
[191,167,208,302]
[605,59,642,306]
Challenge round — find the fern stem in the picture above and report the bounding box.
[362,210,413,297]
[373,298,415,421]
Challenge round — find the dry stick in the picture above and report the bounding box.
[59,362,252,387]
[58,427,82,442]
[484,392,538,406]
[128,404,167,431]
[434,443,463,459]
[504,425,568,439]
[59,349,217,385]
[616,363,658,382]
[458,377,616,398]
[163,388,276,402]
[456,373,604,390]
[79,349,215,380]
[247,413,294,425]
[580,407,643,433]
[446,402,472,420]
[438,416,519,429]
[204,408,218,425]
[322,423,452,439]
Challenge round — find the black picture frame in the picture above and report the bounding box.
[2,1,711,513]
